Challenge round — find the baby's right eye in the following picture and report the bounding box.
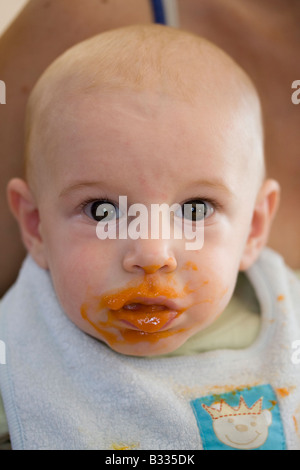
[82,200,120,222]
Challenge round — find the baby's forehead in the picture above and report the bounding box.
[25,25,264,189]
[29,24,260,112]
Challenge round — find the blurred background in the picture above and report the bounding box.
[0,0,28,35]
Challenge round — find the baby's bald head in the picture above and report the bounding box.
[24,24,265,194]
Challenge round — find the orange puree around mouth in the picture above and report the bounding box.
[81,304,185,345]
[80,274,193,345]
[99,276,193,311]
[80,265,228,350]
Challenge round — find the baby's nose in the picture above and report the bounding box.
[123,239,177,274]
[235,424,248,433]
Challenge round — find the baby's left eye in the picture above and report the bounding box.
[175,199,214,221]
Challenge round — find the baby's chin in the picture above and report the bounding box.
[91,328,192,358]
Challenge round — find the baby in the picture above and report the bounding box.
[1,25,299,450]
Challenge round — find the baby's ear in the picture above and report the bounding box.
[7,178,48,269]
[239,179,280,271]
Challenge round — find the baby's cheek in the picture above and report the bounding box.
[47,263,93,329]
[187,269,230,310]
[182,275,232,333]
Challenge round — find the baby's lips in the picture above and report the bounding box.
[122,296,181,312]
[105,296,179,333]
[98,286,191,333]
[114,306,179,333]
[111,297,184,333]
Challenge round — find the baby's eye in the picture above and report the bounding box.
[176,199,214,221]
[83,200,120,222]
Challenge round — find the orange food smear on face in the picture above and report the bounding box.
[80,262,227,351]
[277,295,285,302]
[99,276,193,311]
[182,261,198,271]
[81,302,185,345]
[142,265,162,275]
[80,273,195,346]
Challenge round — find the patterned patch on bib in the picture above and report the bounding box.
[191,384,286,450]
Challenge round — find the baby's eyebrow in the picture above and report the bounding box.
[189,179,234,197]
[59,181,105,198]
[59,179,234,199]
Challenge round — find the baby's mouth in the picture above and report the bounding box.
[111,300,180,333]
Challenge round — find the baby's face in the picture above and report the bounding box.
[33,89,261,356]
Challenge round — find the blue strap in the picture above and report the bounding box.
[151,0,167,24]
